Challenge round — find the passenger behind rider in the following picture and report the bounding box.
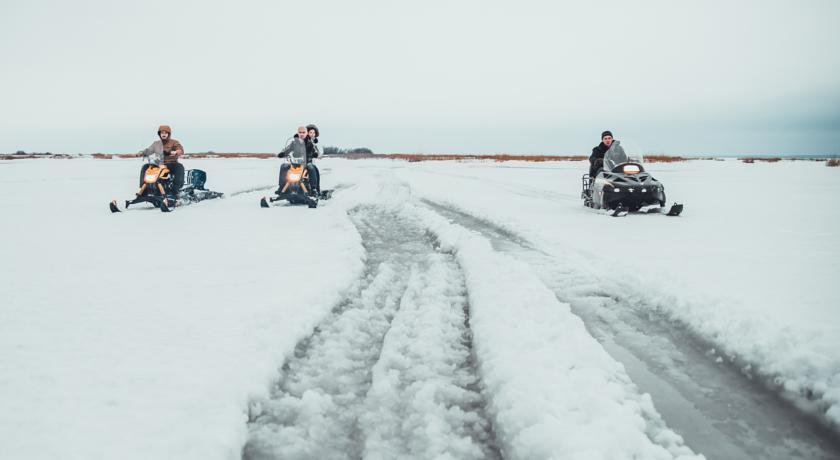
[589,130,614,179]
[305,124,321,195]
[276,126,319,195]
[139,125,185,195]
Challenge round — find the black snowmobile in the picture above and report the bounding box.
[260,139,332,209]
[110,157,224,213]
[581,141,683,217]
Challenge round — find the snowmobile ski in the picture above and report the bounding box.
[610,206,629,217]
[666,203,683,216]
[112,166,223,213]
[261,193,319,208]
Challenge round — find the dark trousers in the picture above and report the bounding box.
[307,164,320,192]
[589,158,603,178]
[166,162,184,194]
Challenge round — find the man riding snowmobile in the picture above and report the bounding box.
[109,124,223,212]
[275,127,315,193]
[589,130,613,179]
[582,140,683,216]
[274,125,323,195]
[263,127,318,208]
[140,125,185,194]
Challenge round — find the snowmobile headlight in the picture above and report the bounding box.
[287,172,302,182]
[144,173,158,183]
[613,187,620,192]
[622,164,641,174]
[641,188,647,193]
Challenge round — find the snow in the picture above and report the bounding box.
[0,159,366,459]
[389,158,840,429]
[1,156,837,459]
[407,200,700,459]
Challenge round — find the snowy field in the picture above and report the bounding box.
[1,157,839,459]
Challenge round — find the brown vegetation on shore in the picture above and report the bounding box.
[642,155,691,163]
[5,152,836,164]
[1,153,73,160]
[379,153,588,162]
[90,152,276,159]
[335,153,693,163]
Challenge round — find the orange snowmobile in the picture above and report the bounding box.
[261,139,325,208]
[110,158,223,213]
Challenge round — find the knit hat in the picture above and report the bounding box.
[601,130,613,139]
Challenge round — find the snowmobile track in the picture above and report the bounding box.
[420,199,840,460]
[243,205,499,460]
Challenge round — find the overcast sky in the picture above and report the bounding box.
[1,0,839,155]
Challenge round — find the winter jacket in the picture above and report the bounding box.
[140,126,184,165]
[278,136,308,159]
[306,138,319,161]
[589,142,610,165]
[140,138,184,164]
[278,134,319,163]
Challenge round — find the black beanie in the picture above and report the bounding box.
[601,130,613,139]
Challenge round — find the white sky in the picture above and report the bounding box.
[1,0,839,155]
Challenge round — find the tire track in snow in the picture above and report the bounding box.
[243,205,498,460]
[420,199,840,460]
[228,180,357,198]
[228,184,275,197]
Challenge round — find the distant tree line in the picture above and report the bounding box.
[13,150,53,155]
[323,146,374,155]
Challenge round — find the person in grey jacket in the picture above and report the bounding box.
[138,125,185,194]
[276,126,314,194]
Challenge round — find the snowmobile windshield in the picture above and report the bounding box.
[285,138,308,166]
[604,140,644,171]
[144,152,163,165]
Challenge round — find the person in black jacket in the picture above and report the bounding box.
[305,124,321,194]
[589,130,614,178]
